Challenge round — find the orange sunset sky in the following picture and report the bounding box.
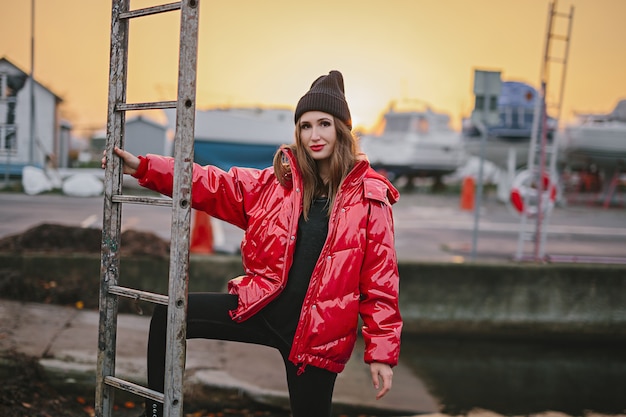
[1,0,625,139]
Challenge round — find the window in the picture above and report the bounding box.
[416,117,429,134]
[1,125,18,154]
[1,72,26,100]
[385,115,411,133]
[475,95,485,111]
[0,73,19,155]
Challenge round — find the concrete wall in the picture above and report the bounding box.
[397,262,626,341]
[2,253,625,341]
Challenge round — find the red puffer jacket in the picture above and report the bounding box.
[133,148,402,373]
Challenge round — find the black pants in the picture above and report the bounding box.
[145,293,337,417]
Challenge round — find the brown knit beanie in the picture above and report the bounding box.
[294,70,352,130]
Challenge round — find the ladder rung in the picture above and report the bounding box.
[116,101,177,112]
[547,56,566,64]
[108,285,169,305]
[119,2,181,19]
[554,11,572,19]
[112,194,172,207]
[549,34,569,42]
[104,376,164,403]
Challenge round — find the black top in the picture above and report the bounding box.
[261,198,329,339]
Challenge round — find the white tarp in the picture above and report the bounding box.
[62,174,104,197]
[22,165,104,197]
[22,166,54,195]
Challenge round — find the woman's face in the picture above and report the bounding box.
[299,111,337,163]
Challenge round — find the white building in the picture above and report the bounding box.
[0,57,67,178]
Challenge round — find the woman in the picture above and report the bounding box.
[104,70,402,417]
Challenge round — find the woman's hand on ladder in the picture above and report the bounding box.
[102,146,140,176]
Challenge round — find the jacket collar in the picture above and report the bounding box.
[279,147,399,204]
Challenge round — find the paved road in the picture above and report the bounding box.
[1,191,625,262]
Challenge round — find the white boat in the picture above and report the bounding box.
[359,101,467,184]
[462,81,557,168]
[559,99,626,173]
[164,107,294,170]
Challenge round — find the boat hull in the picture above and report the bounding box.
[560,122,626,171]
[463,136,531,169]
[360,131,467,178]
[359,102,467,180]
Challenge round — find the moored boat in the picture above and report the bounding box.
[462,81,557,168]
[559,99,626,172]
[359,101,467,185]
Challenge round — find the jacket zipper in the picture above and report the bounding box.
[290,181,347,370]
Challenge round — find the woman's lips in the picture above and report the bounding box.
[310,145,324,152]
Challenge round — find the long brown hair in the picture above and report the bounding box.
[273,117,358,219]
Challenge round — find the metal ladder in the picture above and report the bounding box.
[515,0,574,261]
[96,1,200,416]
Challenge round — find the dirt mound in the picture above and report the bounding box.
[0,349,281,417]
[0,351,100,417]
[0,223,170,258]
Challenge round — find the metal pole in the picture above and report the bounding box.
[29,0,35,165]
[470,121,487,261]
[4,132,10,185]
[534,83,548,260]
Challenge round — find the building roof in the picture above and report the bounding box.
[0,56,63,102]
[126,115,167,131]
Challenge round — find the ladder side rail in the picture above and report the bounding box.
[603,169,621,209]
[163,1,200,416]
[553,6,575,125]
[96,1,131,416]
[537,4,574,258]
[541,2,556,84]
